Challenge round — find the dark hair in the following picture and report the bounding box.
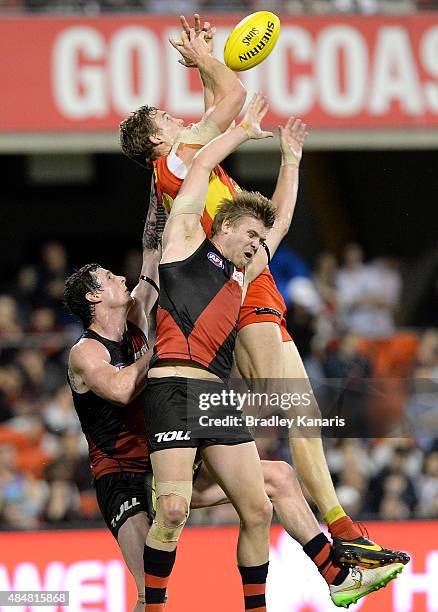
[211,190,276,236]
[119,105,159,168]
[63,263,102,329]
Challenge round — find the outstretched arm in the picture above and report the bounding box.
[246,117,308,282]
[161,94,273,263]
[178,14,216,113]
[128,178,167,333]
[170,23,246,139]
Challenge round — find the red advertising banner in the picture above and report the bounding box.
[0,14,438,132]
[0,522,437,611]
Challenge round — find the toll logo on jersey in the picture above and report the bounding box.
[110,497,141,527]
[154,430,192,443]
[207,252,224,269]
[232,270,244,287]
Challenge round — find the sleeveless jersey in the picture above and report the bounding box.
[69,322,149,479]
[151,239,244,379]
[153,154,288,317]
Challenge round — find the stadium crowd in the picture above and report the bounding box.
[0,0,437,14]
[0,238,437,530]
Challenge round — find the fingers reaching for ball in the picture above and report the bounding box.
[240,93,274,140]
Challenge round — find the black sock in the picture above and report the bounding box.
[143,545,176,609]
[238,562,269,610]
[303,533,348,586]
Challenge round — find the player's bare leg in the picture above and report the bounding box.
[145,448,197,610]
[261,460,321,543]
[235,323,340,516]
[191,457,403,608]
[117,513,150,611]
[202,442,272,565]
[282,341,340,515]
[282,340,409,568]
[191,459,320,543]
[235,322,409,568]
[201,442,272,610]
[235,321,283,380]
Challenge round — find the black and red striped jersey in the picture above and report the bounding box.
[150,239,244,380]
[69,321,149,479]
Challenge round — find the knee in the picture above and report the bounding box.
[242,497,273,530]
[158,494,189,527]
[264,461,298,500]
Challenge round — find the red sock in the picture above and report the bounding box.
[328,515,362,541]
[303,534,348,586]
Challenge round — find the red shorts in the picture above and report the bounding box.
[238,268,292,343]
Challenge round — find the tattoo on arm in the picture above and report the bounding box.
[142,178,168,251]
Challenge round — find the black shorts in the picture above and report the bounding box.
[95,469,154,539]
[145,377,254,453]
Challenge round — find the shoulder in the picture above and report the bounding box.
[69,337,111,372]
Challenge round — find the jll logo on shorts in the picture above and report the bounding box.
[110,497,140,528]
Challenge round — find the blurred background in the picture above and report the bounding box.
[0,2,438,610]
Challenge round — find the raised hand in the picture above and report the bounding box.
[279,117,308,166]
[177,13,215,67]
[239,93,274,140]
[169,28,211,69]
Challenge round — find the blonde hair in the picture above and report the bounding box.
[211,191,276,236]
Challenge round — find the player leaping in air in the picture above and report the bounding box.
[138,92,404,610]
[65,180,404,611]
[120,13,409,573]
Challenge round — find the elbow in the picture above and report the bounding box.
[216,83,246,119]
[230,84,247,116]
[191,152,212,173]
[278,217,292,239]
[113,380,136,405]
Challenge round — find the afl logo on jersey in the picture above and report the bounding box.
[207,252,224,269]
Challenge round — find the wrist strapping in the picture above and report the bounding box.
[169,194,205,219]
[238,121,254,138]
[281,147,300,167]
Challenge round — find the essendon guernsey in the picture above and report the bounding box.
[153,154,288,323]
[69,322,149,479]
[151,239,244,380]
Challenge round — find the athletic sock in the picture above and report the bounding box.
[144,545,176,610]
[303,533,349,586]
[238,562,269,611]
[324,505,362,540]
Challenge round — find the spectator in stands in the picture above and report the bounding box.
[286,277,321,360]
[0,295,23,341]
[0,443,48,528]
[12,265,38,325]
[379,494,411,520]
[336,244,401,339]
[416,451,438,516]
[404,329,438,449]
[313,251,338,311]
[36,241,70,323]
